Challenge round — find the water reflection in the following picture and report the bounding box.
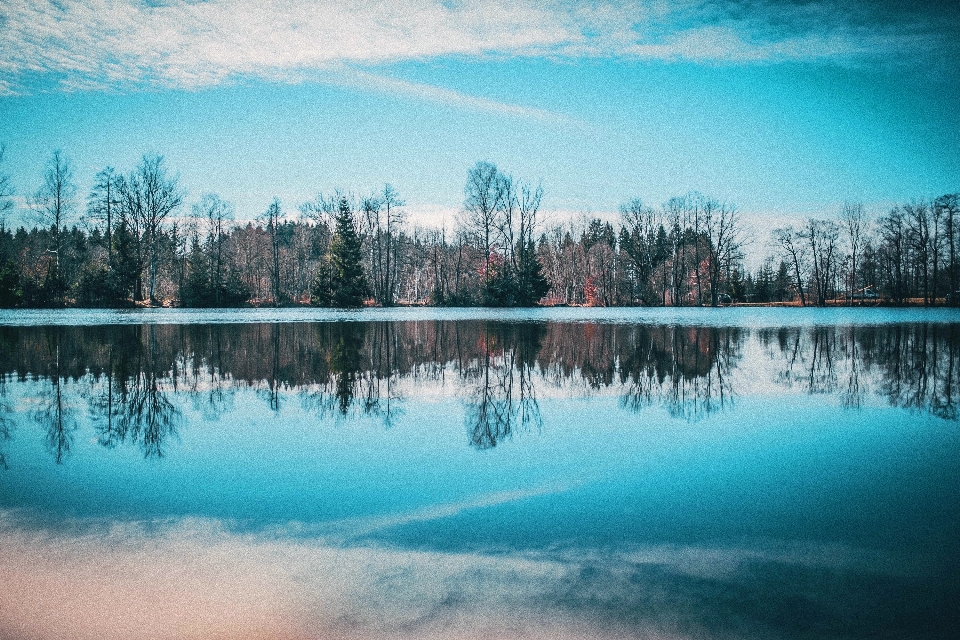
[0,320,958,463]
[761,323,959,420]
[465,323,545,449]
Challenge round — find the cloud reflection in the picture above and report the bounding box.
[0,510,944,640]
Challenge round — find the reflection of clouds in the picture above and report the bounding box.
[0,511,936,640]
[307,482,574,543]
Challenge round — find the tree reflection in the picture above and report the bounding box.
[185,324,235,422]
[30,329,78,464]
[464,322,545,449]
[0,318,958,466]
[617,325,738,422]
[86,326,181,458]
[299,322,408,422]
[0,369,13,470]
[762,323,960,420]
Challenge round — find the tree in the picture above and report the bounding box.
[905,201,933,305]
[462,161,504,286]
[620,199,663,305]
[805,218,840,306]
[513,181,549,305]
[363,184,406,306]
[32,150,76,306]
[0,144,14,227]
[935,194,959,297]
[181,194,248,307]
[324,196,369,308]
[123,154,183,303]
[704,197,743,307]
[773,226,808,306]
[262,198,284,306]
[878,207,908,303]
[87,167,122,263]
[0,146,17,306]
[842,202,867,303]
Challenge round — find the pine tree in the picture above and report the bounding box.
[326,197,369,308]
[516,239,549,306]
[0,257,19,307]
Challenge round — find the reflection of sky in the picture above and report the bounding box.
[2,315,960,638]
[0,511,943,640]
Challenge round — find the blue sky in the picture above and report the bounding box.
[1,0,958,234]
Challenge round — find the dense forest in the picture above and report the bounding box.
[0,146,958,308]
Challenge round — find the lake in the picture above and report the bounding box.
[1,308,958,639]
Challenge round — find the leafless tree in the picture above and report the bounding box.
[123,154,183,303]
[363,184,406,306]
[804,218,841,306]
[935,194,959,296]
[842,202,867,303]
[904,201,932,304]
[33,150,76,300]
[87,166,121,262]
[261,198,283,306]
[704,198,743,307]
[878,207,908,303]
[773,226,808,306]
[461,161,505,280]
[193,193,234,306]
[0,144,14,227]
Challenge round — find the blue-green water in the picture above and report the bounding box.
[0,310,958,639]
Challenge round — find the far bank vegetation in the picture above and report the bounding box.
[0,147,958,308]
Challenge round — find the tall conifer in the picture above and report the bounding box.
[328,197,369,307]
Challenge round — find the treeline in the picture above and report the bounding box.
[0,147,957,307]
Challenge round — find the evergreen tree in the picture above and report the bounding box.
[310,257,334,307]
[0,258,19,308]
[515,239,549,306]
[323,197,369,308]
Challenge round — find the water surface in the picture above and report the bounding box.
[1,310,958,639]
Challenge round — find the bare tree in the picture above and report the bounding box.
[33,150,77,303]
[664,195,689,305]
[363,184,406,306]
[461,161,505,281]
[0,144,14,227]
[619,198,663,304]
[704,198,743,307]
[87,166,121,262]
[124,154,183,304]
[842,202,867,303]
[773,226,808,306]
[904,201,932,305]
[878,207,907,304]
[380,184,405,306]
[935,194,959,296]
[262,198,283,306]
[805,218,840,306]
[192,193,234,306]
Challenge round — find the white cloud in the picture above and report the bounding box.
[0,1,951,107]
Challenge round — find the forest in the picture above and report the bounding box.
[1,146,958,308]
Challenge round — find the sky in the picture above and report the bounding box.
[1,0,959,240]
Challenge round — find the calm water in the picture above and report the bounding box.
[1,309,958,640]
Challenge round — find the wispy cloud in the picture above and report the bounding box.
[330,68,581,125]
[1,1,954,100]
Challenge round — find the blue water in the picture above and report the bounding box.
[0,310,957,639]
